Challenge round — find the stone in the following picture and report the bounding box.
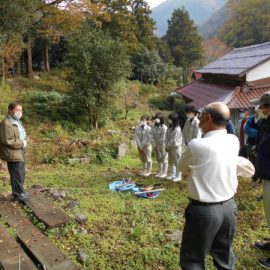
[66,200,79,210]
[31,184,43,189]
[77,248,89,262]
[117,143,129,160]
[78,227,88,235]
[68,158,80,165]
[52,192,61,200]
[80,157,91,164]
[75,213,87,224]
[92,235,102,246]
[166,230,182,244]
[59,190,67,199]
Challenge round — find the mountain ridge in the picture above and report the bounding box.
[151,0,227,37]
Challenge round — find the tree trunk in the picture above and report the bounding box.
[125,108,129,120]
[1,57,5,86]
[44,40,50,72]
[16,58,21,76]
[27,40,33,78]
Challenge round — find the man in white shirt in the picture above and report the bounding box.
[179,102,239,270]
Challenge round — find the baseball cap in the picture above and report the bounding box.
[250,91,270,106]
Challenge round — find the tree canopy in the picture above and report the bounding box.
[219,0,270,47]
[163,8,203,84]
[67,22,130,128]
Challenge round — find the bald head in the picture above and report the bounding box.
[203,102,230,127]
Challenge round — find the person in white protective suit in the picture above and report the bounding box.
[150,113,168,178]
[182,105,202,147]
[165,112,182,182]
[134,115,152,176]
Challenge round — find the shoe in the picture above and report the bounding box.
[172,176,181,182]
[143,171,151,177]
[255,242,270,251]
[258,257,270,269]
[166,174,175,180]
[13,193,29,203]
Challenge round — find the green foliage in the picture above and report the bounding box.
[131,46,166,84]
[0,0,40,38]
[0,82,12,118]
[101,0,156,53]
[22,90,64,121]
[163,8,204,84]
[67,23,130,129]
[219,0,270,47]
[149,96,175,111]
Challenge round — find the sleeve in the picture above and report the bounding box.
[0,123,24,150]
[244,116,258,138]
[193,121,202,139]
[178,145,192,173]
[149,128,156,148]
[174,127,182,146]
[134,128,142,149]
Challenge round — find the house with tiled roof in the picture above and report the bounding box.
[175,42,270,127]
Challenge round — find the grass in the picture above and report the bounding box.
[0,73,268,269]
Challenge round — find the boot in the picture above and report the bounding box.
[172,170,182,182]
[160,163,168,178]
[155,162,163,177]
[140,162,147,176]
[143,162,152,177]
[166,165,176,180]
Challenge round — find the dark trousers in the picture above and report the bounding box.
[7,161,25,197]
[180,199,237,270]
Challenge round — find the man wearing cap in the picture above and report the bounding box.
[178,102,254,270]
[251,92,270,269]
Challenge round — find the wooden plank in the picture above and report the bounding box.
[0,224,37,270]
[0,200,80,270]
[24,189,70,228]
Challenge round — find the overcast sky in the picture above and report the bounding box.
[146,0,167,8]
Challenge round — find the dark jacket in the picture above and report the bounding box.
[254,118,270,180]
[0,116,24,162]
[244,115,259,146]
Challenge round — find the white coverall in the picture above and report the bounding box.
[150,124,168,177]
[134,125,152,174]
[182,116,202,146]
[165,126,182,180]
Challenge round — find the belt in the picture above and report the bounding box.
[189,197,234,206]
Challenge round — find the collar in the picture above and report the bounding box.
[204,129,227,138]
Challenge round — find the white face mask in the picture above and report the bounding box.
[155,118,161,124]
[140,121,147,126]
[168,119,172,124]
[13,111,22,120]
[258,109,270,119]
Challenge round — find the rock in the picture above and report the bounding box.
[80,157,91,164]
[33,75,40,80]
[59,190,67,199]
[68,158,80,165]
[166,230,182,244]
[78,227,88,235]
[92,235,102,246]
[66,200,80,209]
[77,248,88,262]
[75,213,87,224]
[52,192,61,200]
[31,184,43,189]
[107,129,121,135]
[117,143,129,160]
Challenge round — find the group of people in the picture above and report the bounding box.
[0,92,270,269]
[134,105,201,182]
[135,92,270,269]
